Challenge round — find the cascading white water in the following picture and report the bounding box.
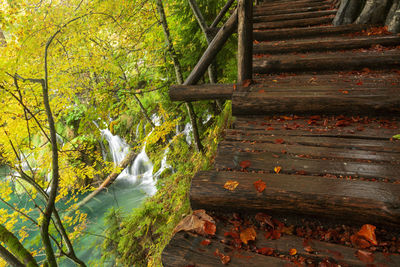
[101,129,157,196]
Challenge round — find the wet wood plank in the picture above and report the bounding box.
[190,171,400,227]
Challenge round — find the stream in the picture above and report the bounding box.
[0,129,169,266]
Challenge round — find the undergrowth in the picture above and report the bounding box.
[99,103,233,266]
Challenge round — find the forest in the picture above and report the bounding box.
[0,0,236,266]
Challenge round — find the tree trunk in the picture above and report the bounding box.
[386,0,400,25]
[355,0,389,24]
[333,0,364,25]
[388,9,400,33]
[70,150,137,212]
[0,225,38,267]
[0,29,6,47]
[156,0,204,153]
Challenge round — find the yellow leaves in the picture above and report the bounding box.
[224,180,239,191]
[274,166,282,174]
[240,227,257,244]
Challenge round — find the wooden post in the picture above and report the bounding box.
[238,0,253,83]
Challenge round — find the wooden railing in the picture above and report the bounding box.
[183,0,254,86]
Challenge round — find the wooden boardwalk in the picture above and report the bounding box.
[163,0,400,266]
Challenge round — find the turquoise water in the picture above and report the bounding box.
[0,165,150,266]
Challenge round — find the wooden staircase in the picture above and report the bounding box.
[163,0,400,266]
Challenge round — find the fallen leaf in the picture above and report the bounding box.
[357,224,378,245]
[271,229,281,240]
[356,81,363,86]
[204,221,216,235]
[201,239,211,246]
[253,180,266,193]
[272,79,278,82]
[173,210,216,236]
[275,138,285,144]
[350,234,371,248]
[356,250,374,263]
[224,180,239,191]
[215,249,231,265]
[257,247,274,255]
[258,89,265,93]
[240,227,257,244]
[266,127,275,130]
[274,166,282,174]
[289,248,297,255]
[242,79,252,87]
[239,160,251,169]
[233,84,237,91]
[255,213,274,228]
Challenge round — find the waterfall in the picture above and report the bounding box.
[101,129,157,196]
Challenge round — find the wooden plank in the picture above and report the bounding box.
[163,219,400,267]
[253,50,400,74]
[254,9,337,23]
[224,129,400,153]
[190,171,400,226]
[257,235,400,267]
[162,231,289,267]
[218,140,400,163]
[231,90,400,116]
[214,146,400,181]
[254,4,333,17]
[255,0,330,12]
[253,24,371,41]
[169,84,233,101]
[254,15,335,30]
[238,0,253,82]
[254,35,400,54]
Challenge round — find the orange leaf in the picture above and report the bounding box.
[239,160,251,168]
[275,138,285,144]
[350,234,371,248]
[224,180,239,191]
[253,180,266,193]
[204,221,216,235]
[240,227,257,244]
[271,229,281,240]
[356,250,374,263]
[357,224,378,246]
[242,79,252,87]
[258,89,265,93]
[215,249,231,265]
[274,166,282,174]
[257,247,274,255]
[233,84,237,91]
[201,239,211,246]
[289,248,297,255]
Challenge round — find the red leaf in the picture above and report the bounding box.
[289,248,297,255]
[336,120,350,127]
[258,89,265,93]
[356,81,363,86]
[239,160,251,169]
[253,180,266,193]
[356,250,374,263]
[350,234,371,249]
[271,229,281,240]
[255,213,274,228]
[201,239,211,246]
[266,127,275,131]
[275,138,285,144]
[257,247,274,255]
[242,79,252,87]
[224,231,239,239]
[357,224,378,245]
[204,221,216,235]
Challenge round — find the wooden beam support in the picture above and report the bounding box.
[169,84,233,101]
[238,0,253,83]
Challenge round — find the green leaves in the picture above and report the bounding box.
[393,134,400,140]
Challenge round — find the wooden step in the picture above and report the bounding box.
[254,24,371,41]
[191,170,400,227]
[254,4,333,17]
[254,9,337,23]
[254,15,335,30]
[254,35,400,54]
[255,0,330,13]
[163,214,400,266]
[231,87,400,116]
[253,49,400,74]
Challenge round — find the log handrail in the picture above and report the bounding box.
[238,0,253,83]
[183,0,254,87]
